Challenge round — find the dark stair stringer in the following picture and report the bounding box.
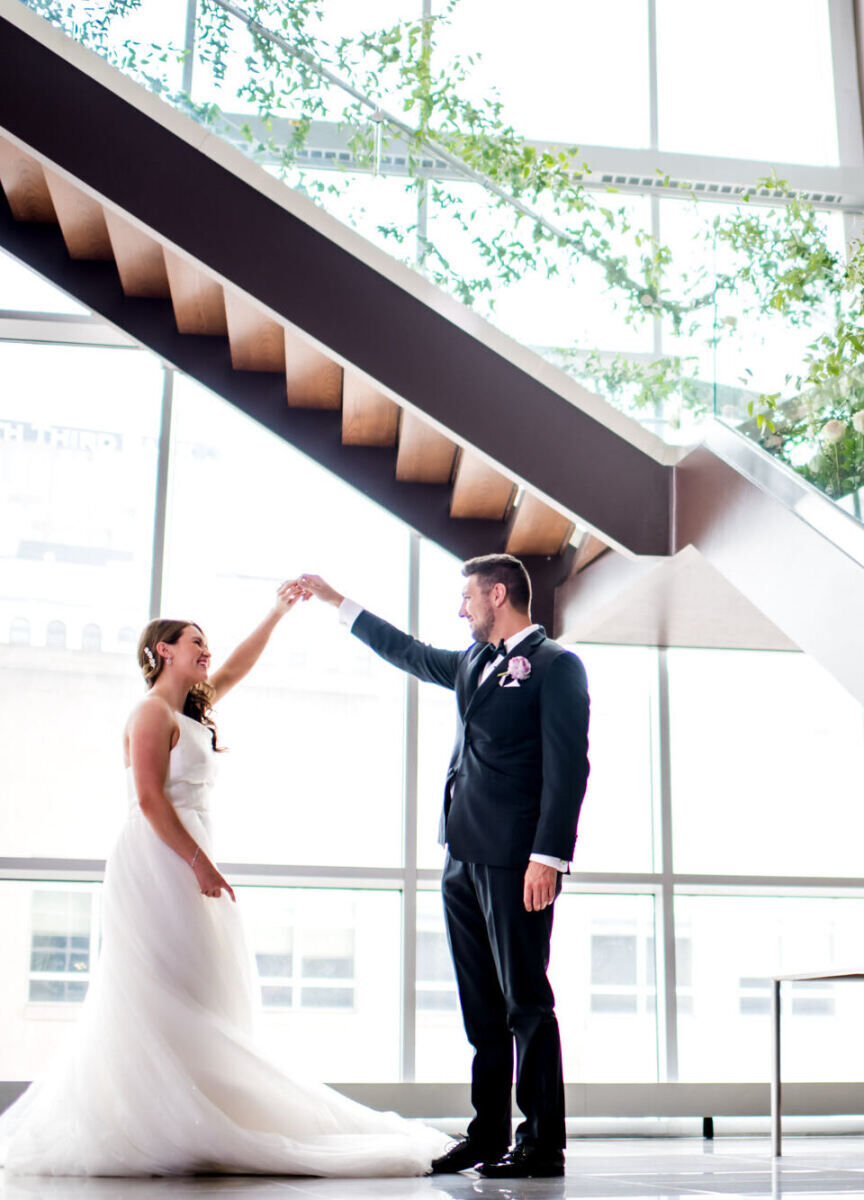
[0,192,572,628]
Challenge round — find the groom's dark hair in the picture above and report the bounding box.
[462,553,531,614]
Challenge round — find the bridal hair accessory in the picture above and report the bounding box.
[143,646,157,670]
[499,655,531,687]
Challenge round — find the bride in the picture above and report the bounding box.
[0,584,448,1177]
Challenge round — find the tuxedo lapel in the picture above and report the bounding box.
[464,627,546,719]
[458,643,493,716]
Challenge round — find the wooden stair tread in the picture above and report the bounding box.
[0,138,56,222]
[506,491,575,556]
[103,209,170,298]
[342,371,399,446]
[573,533,609,572]
[450,452,515,520]
[285,327,342,409]
[224,290,286,371]
[0,140,571,561]
[164,250,227,335]
[396,411,457,483]
[43,169,112,259]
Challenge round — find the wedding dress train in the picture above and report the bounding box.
[0,714,448,1177]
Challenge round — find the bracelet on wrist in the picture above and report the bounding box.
[191,846,200,868]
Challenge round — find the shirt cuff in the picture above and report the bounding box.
[338,598,363,629]
[529,853,568,873]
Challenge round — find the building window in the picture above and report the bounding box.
[9,616,30,645]
[28,889,95,1003]
[81,623,102,652]
[589,921,669,1016]
[255,923,355,1011]
[790,981,835,1017]
[45,619,66,649]
[739,977,836,1017]
[417,928,458,1011]
[738,976,771,1016]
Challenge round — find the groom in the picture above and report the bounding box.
[299,554,589,1178]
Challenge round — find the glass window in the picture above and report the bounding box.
[414,889,471,1081]
[658,198,845,420]
[657,0,839,165]
[552,892,658,1081]
[434,0,651,148]
[425,183,654,356]
[28,888,95,1004]
[254,913,355,1010]
[81,623,102,653]
[668,649,864,877]
[0,883,98,1079]
[417,540,470,870]
[416,929,458,1011]
[592,933,637,987]
[0,882,400,1083]
[45,620,67,649]
[191,0,417,121]
[162,376,409,869]
[241,887,401,1081]
[9,617,30,646]
[0,342,163,859]
[565,644,656,873]
[283,168,421,260]
[63,0,190,95]
[0,249,89,315]
[676,894,864,1082]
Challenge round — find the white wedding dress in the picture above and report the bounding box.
[0,713,448,1177]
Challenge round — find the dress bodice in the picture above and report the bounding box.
[127,711,217,815]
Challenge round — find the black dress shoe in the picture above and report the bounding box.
[429,1137,508,1175]
[477,1144,565,1178]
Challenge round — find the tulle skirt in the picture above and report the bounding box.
[0,809,448,1177]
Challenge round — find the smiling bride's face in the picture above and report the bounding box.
[159,624,211,684]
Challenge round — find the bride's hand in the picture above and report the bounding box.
[193,854,236,902]
[275,580,307,614]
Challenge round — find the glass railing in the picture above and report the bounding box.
[15,0,864,511]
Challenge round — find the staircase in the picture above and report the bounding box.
[0,0,680,630]
[4,0,864,705]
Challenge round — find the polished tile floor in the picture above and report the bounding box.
[5,1138,864,1199]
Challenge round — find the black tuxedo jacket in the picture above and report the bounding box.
[351,610,590,868]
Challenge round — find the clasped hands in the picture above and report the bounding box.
[274,574,343,613]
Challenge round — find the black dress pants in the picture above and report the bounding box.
[441,853,565,1153]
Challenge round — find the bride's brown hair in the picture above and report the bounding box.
[137,618,223,751]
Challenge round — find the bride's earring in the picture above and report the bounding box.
[166,656,174,666]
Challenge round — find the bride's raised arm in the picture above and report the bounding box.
[209,580,305,704]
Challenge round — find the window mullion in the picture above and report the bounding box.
[401,531,421,1082]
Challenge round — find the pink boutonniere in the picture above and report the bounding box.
[499,655,531,688]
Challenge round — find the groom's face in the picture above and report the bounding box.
[459,575,494,644]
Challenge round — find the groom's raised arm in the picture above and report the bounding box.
[299,575,463,690]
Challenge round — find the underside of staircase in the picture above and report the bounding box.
[0,3,679,632]
[8,0,864,709]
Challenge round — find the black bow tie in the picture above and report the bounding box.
[491,640,507,658]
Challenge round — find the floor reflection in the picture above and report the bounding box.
[5,1138,864,1199]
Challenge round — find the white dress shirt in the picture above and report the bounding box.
[337,600,568,873]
